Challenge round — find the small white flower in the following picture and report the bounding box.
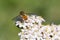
[15,14,60,40]
[52,35,59,40]
[18,32,21,36]
[15,21,21,26]
[56,25,60,31]
[56,32,60,37]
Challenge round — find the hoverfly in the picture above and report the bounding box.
[12,11,28,23]
[12,11,28,28]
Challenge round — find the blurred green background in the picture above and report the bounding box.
[0,0,60,40]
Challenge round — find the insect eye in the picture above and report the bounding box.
[20,11,24,15]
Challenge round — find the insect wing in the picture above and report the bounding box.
[12,16,24,22]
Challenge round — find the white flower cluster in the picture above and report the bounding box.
[15,15,60,40]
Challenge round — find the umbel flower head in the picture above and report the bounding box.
[14,11,60,40]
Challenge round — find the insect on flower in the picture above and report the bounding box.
[20,11,28,20]
[12,11,28,28]
[12,11,28,23]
